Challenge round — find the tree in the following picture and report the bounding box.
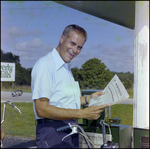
[25,68,32,85]
[15,63,26,85]
[110,71,134,89]
[124,79,132,89]
[72,58,112,89]
[71,67,80,81]
[1,49,20,63]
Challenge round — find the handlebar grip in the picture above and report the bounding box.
[56,125,70,132]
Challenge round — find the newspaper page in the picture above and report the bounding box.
[88,74,129,106]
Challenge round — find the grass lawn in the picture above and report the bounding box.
[111,104,133,125]
[1,102,36,139]
[1,85,32,93]
[1,102,133,139]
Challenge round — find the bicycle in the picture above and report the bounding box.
[1,90,23,148]
[56,107,119,148]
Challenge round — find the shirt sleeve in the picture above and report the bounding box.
[31,61,53,101]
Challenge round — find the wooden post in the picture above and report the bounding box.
[133,1,149,128]
[12,82,14,89]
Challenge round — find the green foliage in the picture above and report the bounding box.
[111,71,134,89]
[25,68,32,85]
[124,79,132,89]
[1,85,32,93]
[1,49,20,63]
[15,63,26,85]
[71,67,80,81]
[72,58,113,89]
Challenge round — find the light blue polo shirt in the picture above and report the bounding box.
[31,48,81,119]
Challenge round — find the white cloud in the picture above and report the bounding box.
[71,43,134,73]
[13,38,54,68]
[1,25,43,45]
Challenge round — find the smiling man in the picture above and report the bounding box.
[31,24,109,148]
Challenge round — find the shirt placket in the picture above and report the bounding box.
[65,64,76,105]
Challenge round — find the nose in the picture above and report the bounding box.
[72,46,78,54]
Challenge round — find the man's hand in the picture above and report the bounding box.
[80,104,109,120]
[86,91,105,103]
[91,90,105,98]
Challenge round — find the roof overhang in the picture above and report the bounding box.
[56,1,135,29]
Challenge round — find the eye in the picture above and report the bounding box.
[77,46,82,51]
[70,42,76,46]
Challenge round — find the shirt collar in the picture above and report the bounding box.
[51,48,71,71]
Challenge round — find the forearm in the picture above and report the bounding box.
[35,95,107,121]
[35,99,82,120]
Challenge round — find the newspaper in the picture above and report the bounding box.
[88,74,129,106]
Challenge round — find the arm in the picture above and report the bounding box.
[35,97,109,121]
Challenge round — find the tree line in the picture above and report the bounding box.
[1,50,133,89]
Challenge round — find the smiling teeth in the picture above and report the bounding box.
[68,52,74,56]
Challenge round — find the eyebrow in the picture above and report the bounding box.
[70,41,83,49]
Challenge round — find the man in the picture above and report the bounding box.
[31,24,109,148]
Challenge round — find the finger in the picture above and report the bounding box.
[96,109,105,114]
[97,91,105,95]
[97,104,110,109]
[93,104,109,110]
[98,104,110,108]
[96,113,101,119]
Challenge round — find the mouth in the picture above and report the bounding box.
[68,51,74,58]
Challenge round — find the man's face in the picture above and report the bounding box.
[57,31,85,63]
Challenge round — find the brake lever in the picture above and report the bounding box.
[62,123,78,141]
[11,103,22,114]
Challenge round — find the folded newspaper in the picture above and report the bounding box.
[88,74,129,106]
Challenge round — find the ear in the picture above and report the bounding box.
[60,35,65,44]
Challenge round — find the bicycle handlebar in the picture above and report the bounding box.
[56,125,71,132]
[11,90,23,97]
[57,122,119,148]
[1,101,22,125]
[56,123,93,148]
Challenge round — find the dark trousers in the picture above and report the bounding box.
[36,119,79,148]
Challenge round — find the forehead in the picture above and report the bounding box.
[67,31,86,41]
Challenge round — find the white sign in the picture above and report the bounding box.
[1,62,15,82]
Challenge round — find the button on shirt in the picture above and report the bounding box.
[31,48,81,119]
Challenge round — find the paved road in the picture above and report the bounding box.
[1,136,36,148]
[1,91,32,103]
[1,91,133,104]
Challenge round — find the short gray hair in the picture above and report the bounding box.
[62,24,88,42]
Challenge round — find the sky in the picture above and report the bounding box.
[1,1,135,73]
